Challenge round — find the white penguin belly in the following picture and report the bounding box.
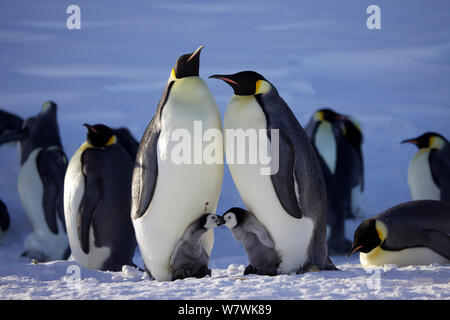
[224,95,313,274]
[133,77,224,281]
[314,122,336,174]
[18,147,68,260]
[64,144,111,269]
[408,150,440,200]
[360,246,449,267]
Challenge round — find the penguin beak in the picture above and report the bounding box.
[83,123,97,134]
[217,216,225,226]
[186,45,204,63]
[401,138,418,145]
[346,245,363,258]
[209,74,240,86]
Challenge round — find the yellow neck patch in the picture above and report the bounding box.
[168,68,177,83]
[106,135,117,146]
[429,136,446,150]
[375,220,388,241]
[314,111,324,121]
[255,80,271,95]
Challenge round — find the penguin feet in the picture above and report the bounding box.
[172,265,211,281]
[243,264,258,275]
[296,259,339,274]
[193,265,212,278]
[244,264,278,276]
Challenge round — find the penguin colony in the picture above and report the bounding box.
[0,46,448,281]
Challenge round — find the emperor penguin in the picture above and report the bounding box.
[347,200,450,267]
[305,108,364,219]
[402,132,450,202]
[112,127,140,161]
[64,124,137,271]
[0,199,10,242]
[0,109,24,142]
[131,46,224,281]
[0,101,69,261]
[219,207,280,276]
[209,71,336,274]
[170,213,220,280]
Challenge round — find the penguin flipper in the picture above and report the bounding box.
[430,146,450,202]
[132,82,174,220]
[422,228,450,259]
[37,147,68,234]
[244,214,275,248]
[78,149,105,254]
[269,132,303,219]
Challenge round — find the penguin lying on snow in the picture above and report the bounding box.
[402,132,450,202]
[131,46,224,281]
[219,208,280,276]
[347,200,450,267]
[170,213,220,280]
[64,124,137,271]
[210,71,336,274]
[0,199,10,241]
[0,102,69,261]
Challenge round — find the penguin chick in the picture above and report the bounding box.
[169,213,220,280]
[402,132,450,202]
[347,200,450,267]
[219,207,280,276]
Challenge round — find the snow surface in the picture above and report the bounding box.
[1,0,450,299]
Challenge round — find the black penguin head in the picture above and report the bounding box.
[83,123,116,148]
[199,213,220,230]
[209,71,270,96]
[171,45,204,79]
[401,132,448,150]
[219,207,247,229]
[314,108,346,122]
[347,219,384,258]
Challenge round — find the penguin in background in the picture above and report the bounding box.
[402,132,450,202]
[64,124,137,271]
[347,200,450,267]
[131,46,224,281]
[0,101,69,261]
[112,127,140,161]
[0,109,24,143]
[305,108,364,219]
[0,199,10,242]
[210,71,336,274]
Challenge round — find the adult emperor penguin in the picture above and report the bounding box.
[0,101,69,261]
[347,200,450,266]
[209,71,336,274]
[402,132,450,202]
[64,124,136,271]
[305,108,364,219]
[131,46,224,281]
[0,199,10,242]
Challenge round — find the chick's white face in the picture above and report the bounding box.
[222,212,237,229]
[204,214,220,229]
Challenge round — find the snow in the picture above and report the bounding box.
[1,0,449,300]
